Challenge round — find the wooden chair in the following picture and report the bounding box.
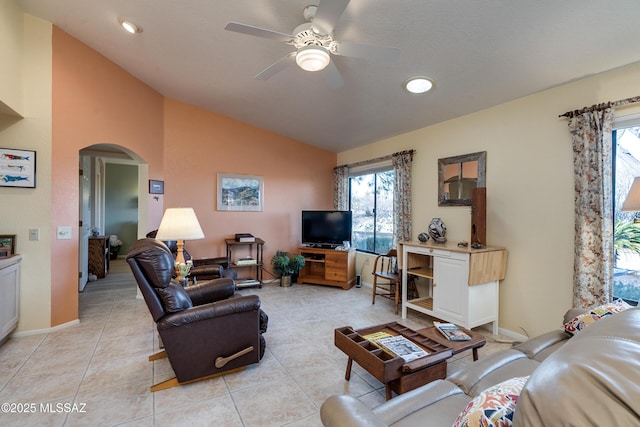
[371,249,402,314]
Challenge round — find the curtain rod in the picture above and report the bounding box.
[334,149,415,170]
[559,95,640,118]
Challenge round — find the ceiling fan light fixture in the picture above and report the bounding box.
[296,45,330,72]
[403,76,434,94]
[119,18,142,34]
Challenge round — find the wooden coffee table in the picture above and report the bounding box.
[335,322,486,400]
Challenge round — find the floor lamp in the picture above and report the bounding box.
[155,207,205,280]
[622,177,640,222]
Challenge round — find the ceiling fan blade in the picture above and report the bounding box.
[224,22,293,43]
[254,53,296,80]
[323,61,344,89]
[311,0,350,35]
[333,41,400,62]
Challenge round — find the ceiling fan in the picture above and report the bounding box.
[224,0,400,88]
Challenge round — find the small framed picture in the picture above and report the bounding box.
[0,148,36,188]
[0,235,16,257]
[149,179,164,194]
[217,173,264,211]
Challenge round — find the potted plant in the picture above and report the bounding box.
[270,250,305,287]
[109,235,123,260]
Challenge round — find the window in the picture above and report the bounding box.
[613,123,640,305]
[349,167,394,254]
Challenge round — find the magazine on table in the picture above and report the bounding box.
[363,332,429,362]
[362,331,393,343]
[433,322,471,341]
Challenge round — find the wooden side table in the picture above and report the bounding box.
[225,238,264,288]
[88,236,110,278]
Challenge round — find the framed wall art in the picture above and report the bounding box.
[0,148,36,188]
[438,151,486,206]
[217,173,264,211]
[149,179,164,194]
[0,235,16,257]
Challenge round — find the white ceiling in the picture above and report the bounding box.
[16,0,640,152]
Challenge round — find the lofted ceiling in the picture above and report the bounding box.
[16,0,640,153]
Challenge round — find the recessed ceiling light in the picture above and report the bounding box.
[119,18,142,34]
[403,76,434,94]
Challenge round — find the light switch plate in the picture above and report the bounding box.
[57,226,72,240]
[29,228,40,241]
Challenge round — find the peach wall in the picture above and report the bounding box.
[51,28,164,326]
[50,27,336,326]
[162,98,336,263]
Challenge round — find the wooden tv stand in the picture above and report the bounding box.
[298,247,356,290]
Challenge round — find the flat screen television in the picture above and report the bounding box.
[302,210,352,248]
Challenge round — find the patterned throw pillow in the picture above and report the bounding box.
[452,376,529,427]
[563,299,632,334]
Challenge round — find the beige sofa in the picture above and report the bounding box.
[321,308,640,426]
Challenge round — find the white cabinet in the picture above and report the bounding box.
[0,255,21,345]
[432,255,468,324]
[400,242,506,334]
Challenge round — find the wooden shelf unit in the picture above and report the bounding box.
[225,238,264,289]
[400,241,507,335]
[298,247,356,290]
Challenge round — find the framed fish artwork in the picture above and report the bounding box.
[0,148,36,188]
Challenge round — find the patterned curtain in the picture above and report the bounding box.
[567,106,614,308]
[392,151,413,245]
[333,165,349,210]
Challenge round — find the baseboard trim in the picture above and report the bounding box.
[12,319,80,338]
[495,327,529,343]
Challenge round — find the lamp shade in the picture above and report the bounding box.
[622,177,640,212]
[296,45,330,72]
[155,208,205,241]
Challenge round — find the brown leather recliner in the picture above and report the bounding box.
[126,238,267,392]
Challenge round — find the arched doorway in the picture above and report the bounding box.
[78,144,149,291]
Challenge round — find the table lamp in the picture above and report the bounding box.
[155,207,205,279]
[622,177,640,222]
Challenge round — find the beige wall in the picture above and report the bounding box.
[339,60,640,337]
[0,12,52,332]
[0,0,24,116]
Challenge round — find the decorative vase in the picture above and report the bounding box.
[418,232,430,243]
[428,218,447,243]
[280,275,292,287]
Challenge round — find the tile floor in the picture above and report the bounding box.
[0,259,511,426]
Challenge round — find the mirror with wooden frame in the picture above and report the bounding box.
[438,151,486,206]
